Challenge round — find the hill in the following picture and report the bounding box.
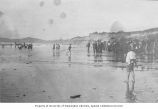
[0,37,49,43]
[1,27,158,44]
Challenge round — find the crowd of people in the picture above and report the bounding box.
[86,37,158,86]
[86,38,158,59]
[87,40,106,55]
[53,43,60,50]
[15,42,33,50]
[110,38,158,56]
[0,42,33,50]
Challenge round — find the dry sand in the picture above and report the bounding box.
[0,45,158,103]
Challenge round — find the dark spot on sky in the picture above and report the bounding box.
[60,12,66,19]
[42,90,46,92]
[40,1,45,7]
[49,19,54,25]
[43,28,46,31]
[0,11,4,17]
[23,94,26,97]
[54,0,61,6]
[110,21,124,33]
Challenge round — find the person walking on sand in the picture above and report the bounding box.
[125,45,137,83]
[68,44,71,51]
[93,41,97,54]
[65,44,72,57]
[53,44,55,51]
[86,41,91,53]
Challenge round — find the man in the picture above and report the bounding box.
[86,42,90,53]
[66,44,72,57]
[107,41,111,52]
[68,44,72,53]
[28,43,33,50]
[93,41,97,54]
[53,44,55,50]
[126,45,137,83]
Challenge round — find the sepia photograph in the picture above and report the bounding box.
[1,0,158,104]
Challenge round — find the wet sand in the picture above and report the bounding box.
[0,45,158,103]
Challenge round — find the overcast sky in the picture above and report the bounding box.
[0,0,158,40]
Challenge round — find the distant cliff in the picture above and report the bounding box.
[69,27,158,44]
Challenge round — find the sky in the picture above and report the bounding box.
[0,0,158,40]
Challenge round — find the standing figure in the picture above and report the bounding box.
[56,44,59,50]
[107,41,111,52]
[15,42,17,48]
[28,43,33,50]
[66,44,72,58]
[53,44,55,50]
[2,44,4,48]
[126,47,137,83]
[93,41,96,54]
[68,44,72,54]
[100,41,104,54]
[86,42,91,53]
[58,44,60,50]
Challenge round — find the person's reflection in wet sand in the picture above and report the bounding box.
[93,54,103,67]
[87,51,90,57]
[68,55,71,67]
[53,50,55,57]
[94,54,98,63]
[52,48,60,60]
[125,81,136,103]
[141,66,145,71]
[144,54,154,71]
[56,49,60,57]
[148,54,154,63]
[98,55,103,63]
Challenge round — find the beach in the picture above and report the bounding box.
[0,45,158,103]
